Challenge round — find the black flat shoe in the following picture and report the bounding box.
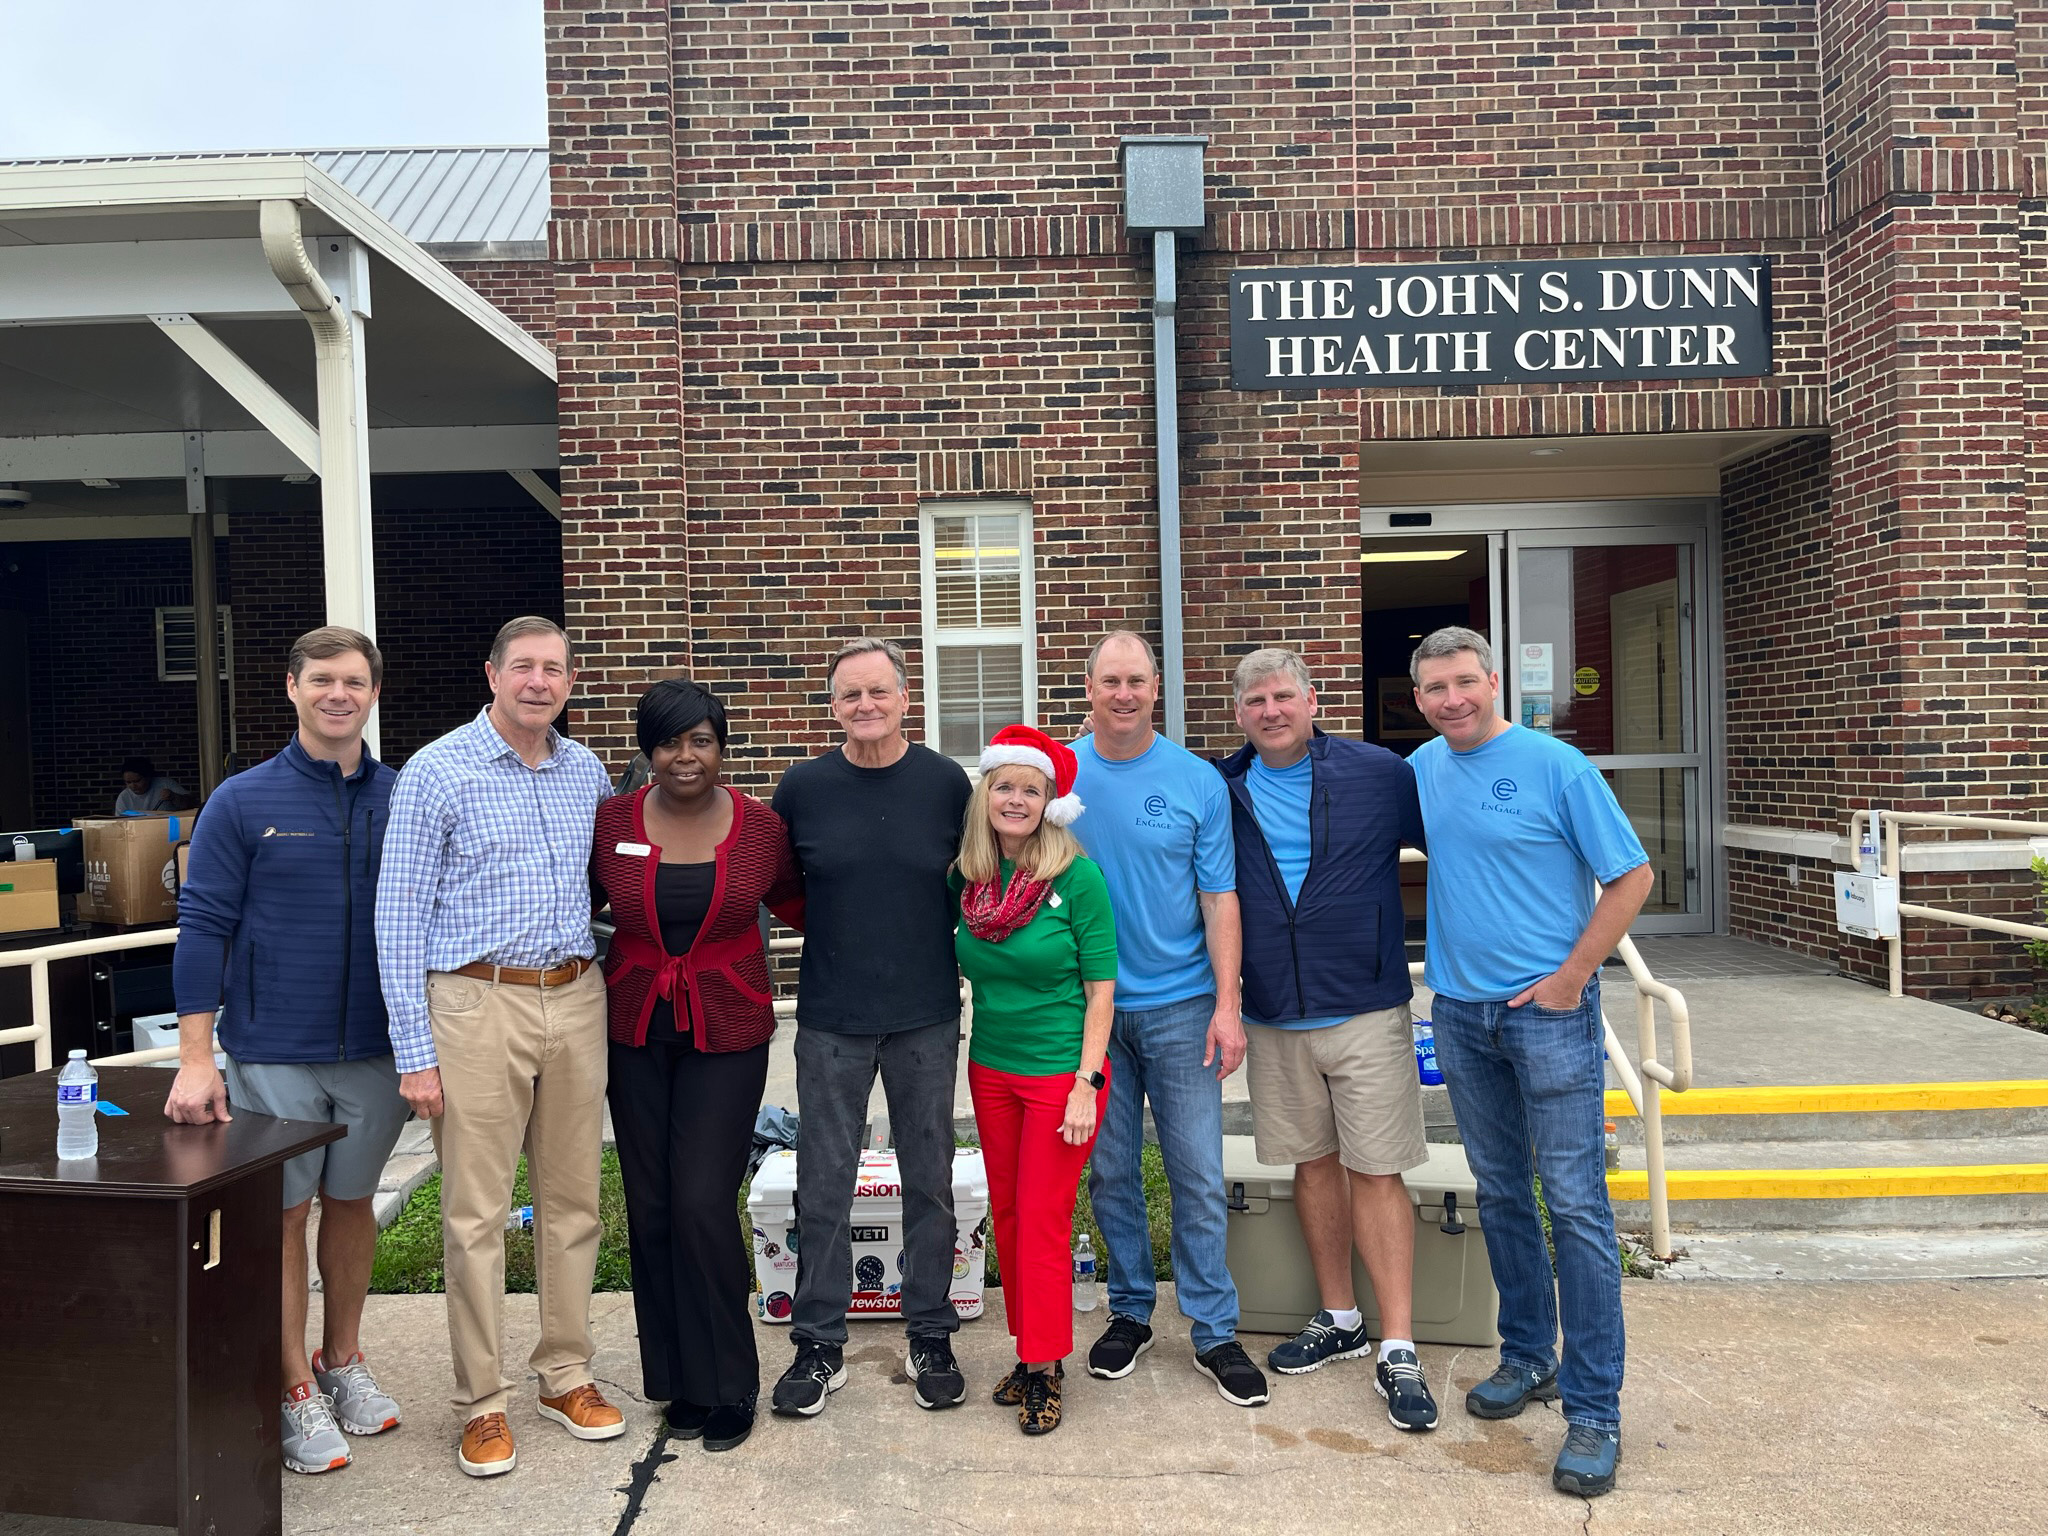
[664,1401,711,1440]
[703,1400,756,1452]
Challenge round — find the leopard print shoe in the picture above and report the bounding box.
[991,1362,1029,1407]
[1018,1364,1064,1435]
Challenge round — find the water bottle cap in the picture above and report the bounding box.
[67,1049,86,1059]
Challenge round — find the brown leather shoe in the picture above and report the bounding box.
[538,1382,626,1440]
[458,1412,516,1477]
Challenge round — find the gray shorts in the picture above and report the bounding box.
[225,1055,410,1209]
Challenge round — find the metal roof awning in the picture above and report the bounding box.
[0,155,556,486]
[0,153,561,768]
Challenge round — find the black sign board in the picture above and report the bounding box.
[1230,257,1772,391]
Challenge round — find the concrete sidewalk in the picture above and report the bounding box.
[14,1277,2041,1536]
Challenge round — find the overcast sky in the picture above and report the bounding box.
[0,0,545,158]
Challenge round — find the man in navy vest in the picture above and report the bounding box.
[166,626,405,1478]
[1215,647,1437,1431]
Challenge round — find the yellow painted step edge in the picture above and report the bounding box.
[1607,1164,2048,1201]
[1604,1080,2048,1119]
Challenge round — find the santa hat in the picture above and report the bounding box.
[979,724,1085,827]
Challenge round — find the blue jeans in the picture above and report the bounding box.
[1432,981,1624,1432]
[1086,994,1239,1351]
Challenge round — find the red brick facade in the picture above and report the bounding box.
[545,2,2046,999]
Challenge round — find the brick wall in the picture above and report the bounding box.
[229,502,564,770]
[548,1,2046,998]
[444,258,558,348]
[5,539,230,827]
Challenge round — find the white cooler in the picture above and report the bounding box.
[749,1146,990,1324]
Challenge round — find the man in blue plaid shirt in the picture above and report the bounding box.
[376,615,620,1478]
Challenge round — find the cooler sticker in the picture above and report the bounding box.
[854,1255,886,1292]
[763,1291,792,1320]
[615,842,653,857]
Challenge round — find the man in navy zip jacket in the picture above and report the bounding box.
[1214,648,1439,1432]
[165,626,406,1478]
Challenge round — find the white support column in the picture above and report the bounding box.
[260,200,379,754]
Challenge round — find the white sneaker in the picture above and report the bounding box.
[313,1349,403,1435]
[281,1382,351,1474]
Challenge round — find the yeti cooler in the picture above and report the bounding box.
[748,1146,990,1325]
[1222,1136,1500,1347]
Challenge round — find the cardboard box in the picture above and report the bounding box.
[0,857,59,934]
[1223,1136,1501,1347]
[75,814,187,925]
[748,1147,990,1324]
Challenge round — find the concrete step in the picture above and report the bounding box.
[1611,1131,2048,1230]
[1606,1080,2048,1145]
[1660,1227,2048,1282]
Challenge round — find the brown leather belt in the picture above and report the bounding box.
[454,957,594,989]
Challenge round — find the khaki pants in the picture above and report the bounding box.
[427,963,607,1416]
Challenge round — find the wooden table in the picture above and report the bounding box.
[0,1064,344,1534]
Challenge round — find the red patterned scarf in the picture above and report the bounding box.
[959,867,1053,943]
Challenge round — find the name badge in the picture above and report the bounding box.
[1048,892,1063,909]
[615,841,652,857]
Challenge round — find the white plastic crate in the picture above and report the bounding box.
[748,1146,989,1323]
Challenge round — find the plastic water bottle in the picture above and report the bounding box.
[1072,1233,1099,1312]
[57,1050,98,1160]
[1413,1021,1443,1085]
[1604,1120,1621,1171]
[504,1204,534,1232]
[1858,820,1880,877]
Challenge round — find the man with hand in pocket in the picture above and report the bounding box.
[1408,626,1653,1500]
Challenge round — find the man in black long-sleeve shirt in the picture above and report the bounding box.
[769,637,973,1419]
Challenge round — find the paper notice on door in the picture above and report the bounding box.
[1522,693,1554,734]
[1519,642,1554,692]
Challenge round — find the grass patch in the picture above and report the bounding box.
[372,1140,1179,1294]
[370,1146,635,1295]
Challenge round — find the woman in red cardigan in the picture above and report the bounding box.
[591,678,804,1454]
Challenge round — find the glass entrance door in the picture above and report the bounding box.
[1508,529,1708,931]
[1359,517,1715,937]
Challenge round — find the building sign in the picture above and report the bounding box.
[1230,258,1771,391]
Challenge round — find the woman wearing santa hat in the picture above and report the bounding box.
[952,724,1117,1435]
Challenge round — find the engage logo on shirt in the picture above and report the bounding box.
[1482,778,1523,816]
[1136,793,1173,829]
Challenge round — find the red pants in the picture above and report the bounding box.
[968,1060,1109,1364]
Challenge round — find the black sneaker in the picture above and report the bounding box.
[1193,1340,1271,1407]
[906,1334,966,1409]
[1375,1348,1439,1431]
[770,1341,845,1418]
[991,1362,1030,1407]
[1086,1314,1155,1380]
[1267,1310,1371,1374]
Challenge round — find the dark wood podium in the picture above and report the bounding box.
[0,1065,345,1534]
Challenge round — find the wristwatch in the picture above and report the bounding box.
[1076,1068,1105,1089]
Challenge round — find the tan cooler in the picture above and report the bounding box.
[1222,1135,1501,1347]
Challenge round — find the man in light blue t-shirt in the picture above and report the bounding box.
[1409,626,1652,1502]
[1068,630,1268,1409]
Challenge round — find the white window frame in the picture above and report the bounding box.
[155,605,233,683]
[917,498,1036,765]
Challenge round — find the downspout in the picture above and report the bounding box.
[260,197,380,754]
[1148,229,1187,744]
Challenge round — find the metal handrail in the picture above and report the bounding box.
[1849,810,2048,999]
[0,927,185,1072]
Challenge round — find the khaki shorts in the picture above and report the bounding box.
[1243,1004,1428,1176]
